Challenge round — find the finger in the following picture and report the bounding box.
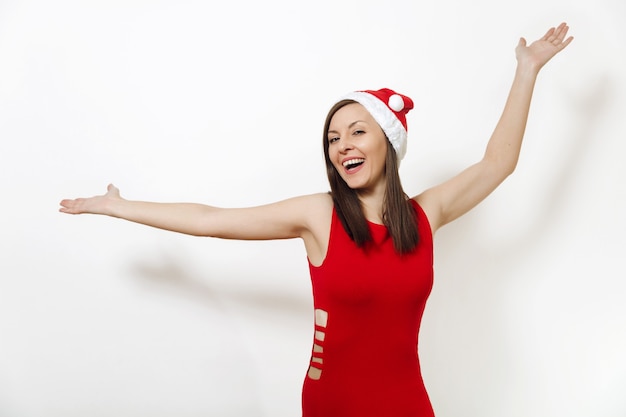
[59,200,78,214]
[554,23,570,43]
[541,26,556,42]
[558,35,574,50]
[106,183,120,197]
[60,196,85,210]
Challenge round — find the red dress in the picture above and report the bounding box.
[302,200,435,417]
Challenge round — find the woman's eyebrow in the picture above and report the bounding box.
[327,120,368,135]
[349,120,367,128]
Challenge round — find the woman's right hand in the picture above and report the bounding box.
[59,184,122,215]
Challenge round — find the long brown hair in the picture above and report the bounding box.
[323,100,419,254]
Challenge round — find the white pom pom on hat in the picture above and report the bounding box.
[387,93,406,112]
[335,88,414,161]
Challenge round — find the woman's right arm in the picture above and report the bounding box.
[59,184,330,241]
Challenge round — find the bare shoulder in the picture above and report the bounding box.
[297,192,334,229]
[297,192,334,266]
[290,191,332,207]
[299,192,334,211]
[412,190,443,235]
[268,191,333,236]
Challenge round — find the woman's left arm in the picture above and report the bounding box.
[415,22,573,233]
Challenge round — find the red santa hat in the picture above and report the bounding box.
[337,88,414,161]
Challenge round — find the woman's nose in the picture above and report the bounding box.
[339,139,353,152]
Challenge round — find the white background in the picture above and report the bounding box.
[1,0,625,416]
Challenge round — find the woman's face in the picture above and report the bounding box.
[327,103,388,193]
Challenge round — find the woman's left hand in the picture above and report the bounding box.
[516,22,573,73]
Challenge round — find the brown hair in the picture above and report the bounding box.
[323,100,419,254]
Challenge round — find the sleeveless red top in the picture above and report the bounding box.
[302,200,435,417]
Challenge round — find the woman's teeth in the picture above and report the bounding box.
[343,158,365,169]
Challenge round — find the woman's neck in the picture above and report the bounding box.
[357,185,386,224]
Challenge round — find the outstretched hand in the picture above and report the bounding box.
[516,22,573,72]
[59,184,122,215]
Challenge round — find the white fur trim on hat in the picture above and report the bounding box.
[339,91,408,161]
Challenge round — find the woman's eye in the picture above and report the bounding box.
[354,130,365,135]
[328,137,339,144]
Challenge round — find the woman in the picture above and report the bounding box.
[60,23,573,417]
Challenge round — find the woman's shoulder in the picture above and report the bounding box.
[291,192,333,209]
[299,192,334,221]
[411,194,438,235]
[276,192,333,231]
[295,192,334,266]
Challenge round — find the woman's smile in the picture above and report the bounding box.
[342,157,366,173]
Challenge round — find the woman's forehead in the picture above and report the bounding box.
[329,103,374,128]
